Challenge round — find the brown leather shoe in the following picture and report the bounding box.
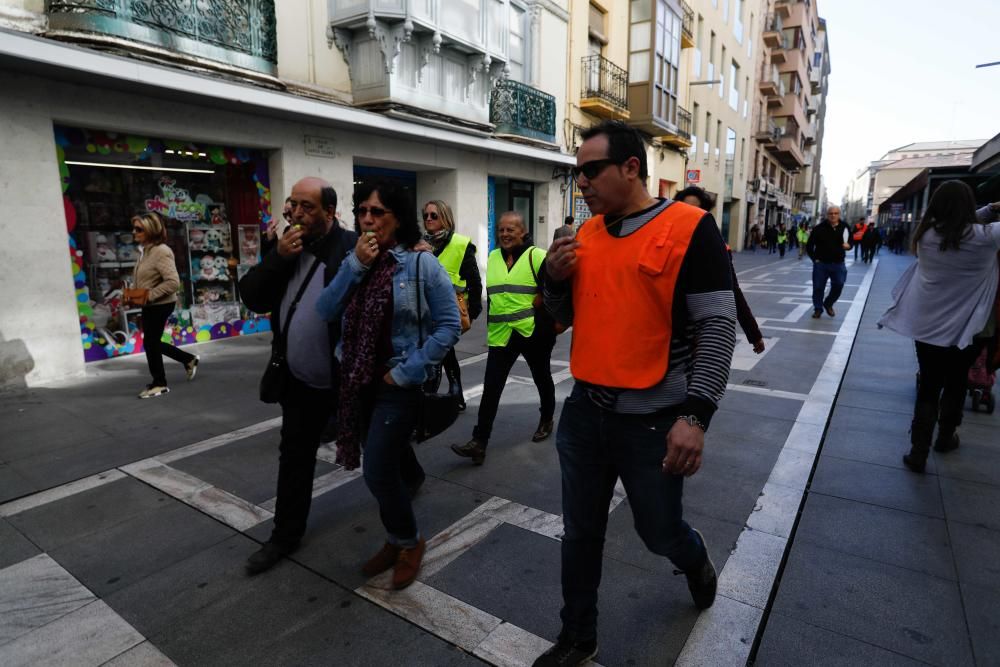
[451,439,486,465]
[392,538,426,590]
[811,310,822,319]
[362,542,401,577]
[825,305,835,317]
[532,419,554,442]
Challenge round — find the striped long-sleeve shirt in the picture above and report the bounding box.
[544,198,736,428]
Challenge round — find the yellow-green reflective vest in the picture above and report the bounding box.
[486,246,544,347]
[437,233,471,291]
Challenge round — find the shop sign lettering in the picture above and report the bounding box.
[145,177,206,222]
[304,135,337,158]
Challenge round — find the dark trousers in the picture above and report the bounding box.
[362,384,424,544]
[556,385,705,641]
[473,327,556,445]
[141,303,195,386]
[778,243,787,258]
[915,341,983,430]
[272,376,336,546]
[812,261,847,312]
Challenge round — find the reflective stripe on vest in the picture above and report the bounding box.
[570,202,703,389]
[437,233,471,291]
[486,246,544,347]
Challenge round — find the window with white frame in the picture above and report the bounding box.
[629,0,652,83]
[652,0,681,126]
[508,2,528,82]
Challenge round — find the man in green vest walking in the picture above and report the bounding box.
[452,211,556,465]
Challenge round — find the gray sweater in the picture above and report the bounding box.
[879,207,1000,348]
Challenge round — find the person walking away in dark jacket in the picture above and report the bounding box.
[239,177,374,576]
[679,186,765,353]
[861,224,878,263]
[806,206,850,319]
[766,225,778,254]
[879,183,1000,472]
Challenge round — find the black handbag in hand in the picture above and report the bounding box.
[413,252,461,442]
[259,258,321,403]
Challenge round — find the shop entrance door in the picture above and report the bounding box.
[509,181,534,239]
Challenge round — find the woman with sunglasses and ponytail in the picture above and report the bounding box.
[127,212,199,399]
[316,180,460,590]
[418,200,483,410]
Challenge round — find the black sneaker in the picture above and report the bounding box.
[532,637,598,666]
[674,529,717,610]
[245,541,297,576]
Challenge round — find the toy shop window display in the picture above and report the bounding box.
[187,204,241,328]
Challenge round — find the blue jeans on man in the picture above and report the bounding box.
[555,384,706,642]
[812,261,847,314]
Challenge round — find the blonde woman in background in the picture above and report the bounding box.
[418,200,483,410]
[127,212,199,398]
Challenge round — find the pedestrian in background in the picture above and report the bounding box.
[418,199,482,411]
[852,217,866,261]
[552,215,576,244]
[796,223,810,260]
[749,223,760,251]
[766,224,778,254]
[239,178,358,575]
[535,121,735,666]
[679,186,765,355]
[451,211,556,466]
[317,180,461,589]
[777,223,788,258]
[861,223,878,263]
[126,211,199,399]
[878,182,1000,473]
[806,205,850,319]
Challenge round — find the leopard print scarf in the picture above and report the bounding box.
[335,250,396,470]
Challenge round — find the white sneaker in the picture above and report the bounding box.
[138,384,170,399]
[185,356,199,381]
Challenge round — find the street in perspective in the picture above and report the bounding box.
[1,0,999,666]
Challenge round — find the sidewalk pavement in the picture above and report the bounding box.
[0,249,995,666]
[754,253,1000,666]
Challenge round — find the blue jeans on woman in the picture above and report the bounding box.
[362,382,424,546]
[812,261,847,313]
[555,384,706,642]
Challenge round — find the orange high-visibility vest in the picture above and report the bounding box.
[570,202,703,389]
[853,223,867,241]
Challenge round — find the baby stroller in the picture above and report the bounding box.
[968,345,996,414]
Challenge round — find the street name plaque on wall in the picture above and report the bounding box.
[304,135,337,158]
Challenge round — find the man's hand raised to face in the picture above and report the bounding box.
[546,237,580,282]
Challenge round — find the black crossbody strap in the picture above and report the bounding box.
[278,257,322,352]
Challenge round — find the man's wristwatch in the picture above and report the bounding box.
[675,415,706,432]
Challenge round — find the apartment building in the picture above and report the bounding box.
[0,0,574,385]
[746,0,828,240]
[672,0,759,249]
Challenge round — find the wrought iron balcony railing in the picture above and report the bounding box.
[581,55,628,110]
[490,78,557,144]
[676,106,692,141]
[681,0,695,48]
[47,0,277,75]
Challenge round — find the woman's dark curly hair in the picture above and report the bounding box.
[676,185,716,211]
[353,179,421,248]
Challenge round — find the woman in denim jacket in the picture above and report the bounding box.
[316,180,460,590]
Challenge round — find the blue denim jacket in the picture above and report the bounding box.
[316,246,461,387]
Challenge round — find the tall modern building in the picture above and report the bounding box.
[0,0,573,386]
[746,0,829,239]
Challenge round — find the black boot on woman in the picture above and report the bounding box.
[903,402,937,473]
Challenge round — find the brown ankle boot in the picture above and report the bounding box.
[392,538,426,590]
[362,542,401,577]
[451,439,486,465]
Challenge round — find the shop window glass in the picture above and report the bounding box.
[56,125,272,362]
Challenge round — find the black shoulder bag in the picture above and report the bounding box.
[259,257,322,403]
[413,252,462,442]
